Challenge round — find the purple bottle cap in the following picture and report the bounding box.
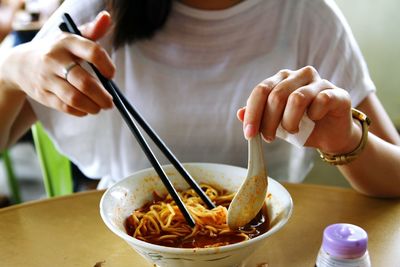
[322,223,368,259]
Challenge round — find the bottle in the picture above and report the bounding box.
[315,223,371,267]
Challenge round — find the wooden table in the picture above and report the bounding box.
[1,183,399,266]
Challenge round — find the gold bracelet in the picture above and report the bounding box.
[317,108,371,165]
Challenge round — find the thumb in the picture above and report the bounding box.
[80,11,112,41]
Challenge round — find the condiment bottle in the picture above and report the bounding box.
[315,223,371,267]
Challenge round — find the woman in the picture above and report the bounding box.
[0,0,399,196]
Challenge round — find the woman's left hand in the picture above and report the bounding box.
[237,66,361,155]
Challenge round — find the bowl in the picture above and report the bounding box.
[100,163,293,267]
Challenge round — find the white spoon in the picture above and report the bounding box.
[227,133,268,229]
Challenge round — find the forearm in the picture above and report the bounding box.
[0,82,36,150]
[339,133,400,197]
[0,48,36,150]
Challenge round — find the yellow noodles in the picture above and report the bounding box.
[125,184,266,248]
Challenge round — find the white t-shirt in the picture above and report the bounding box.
[30,0,375,187]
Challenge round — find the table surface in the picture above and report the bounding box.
[1,183,399,267]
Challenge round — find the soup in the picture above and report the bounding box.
[125,184,270,248]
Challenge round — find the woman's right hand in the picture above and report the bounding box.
[2,11,115,116]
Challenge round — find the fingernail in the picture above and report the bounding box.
[264,136,274,143]
[244,124,255,139]
[97,10,109,20]
[288,128,299,134]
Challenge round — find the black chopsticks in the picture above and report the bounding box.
[60,13,216,227]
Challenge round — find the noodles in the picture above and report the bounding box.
[125,184,270,248]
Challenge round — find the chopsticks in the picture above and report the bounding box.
[60,13,216,227]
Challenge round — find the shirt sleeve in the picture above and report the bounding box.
[297,0,375,107]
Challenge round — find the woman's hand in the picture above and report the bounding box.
[2,11,115,116]
[237,66,362,155]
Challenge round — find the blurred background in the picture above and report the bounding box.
[1,0,399,206]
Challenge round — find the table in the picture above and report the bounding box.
[1,183,399,266]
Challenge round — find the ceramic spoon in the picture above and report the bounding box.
[227,133,268,229]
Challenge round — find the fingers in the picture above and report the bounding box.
[8,12,115,118]
[243,70,290,139]
[39,60,114,115]
[261,68,317,140]
[243,66,320,140]
[241,66,351,141]
[303,88,353,150]
[280,79,333,133]
[243,84,271,139]
[36,10,116,115]
[308,87,351,120]
[64,64,113,109]
[39,41,114,115]
[52,10,115,80]
[36,90,88,117]
[59,33,115,79]
[48,77,103,115]
[80,11,112,41]
[239,65,353,151]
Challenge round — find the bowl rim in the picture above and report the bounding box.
[99,162,293,254]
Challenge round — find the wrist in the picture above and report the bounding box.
[330,119,363,155]
[317,114,362,156]
[317,108,371,165]
[0,45,26,93]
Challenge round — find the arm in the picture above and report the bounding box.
[338,93,400,197]
[0,11,114,151]
[239,66,400,198]
[0,66,36,150]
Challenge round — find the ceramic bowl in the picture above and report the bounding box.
[100,163,293,267]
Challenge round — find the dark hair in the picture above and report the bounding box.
[108,0,173,49]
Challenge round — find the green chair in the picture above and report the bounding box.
[1,150,21,204]
[31,123,73,197]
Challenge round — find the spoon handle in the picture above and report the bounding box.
[248,133,267,179]
[227,133,268,229]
